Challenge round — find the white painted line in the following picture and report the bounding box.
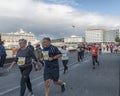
[0,86,20,95]
[0,75,43,96]
[0,58,90,95]
[32,59,90,89]
[33,82,44,88]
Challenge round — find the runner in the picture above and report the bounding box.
[114,45,118,54]
[91,43,100,69]
[98,43,102,55]
[110,43,114,53]
[7,39,41,96]
[61,45,69,74]
[34,43,44,71]
[27,42,34,52]
[42,37,66,96]
[77,44,83,62]
[106,44,109,52]
[27,42,37,70]
[81,44,85,58]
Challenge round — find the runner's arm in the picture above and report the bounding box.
[52,46,62,59]
[7,61,17,72]
[52,53,62,59]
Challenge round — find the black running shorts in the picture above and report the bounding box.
[44,68,59,81]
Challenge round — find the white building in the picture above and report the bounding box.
[85,29,105,43]
[51,36,85,50]
[64,36,85,48]
[104,30,117,42]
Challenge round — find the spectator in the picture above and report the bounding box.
[0,41,7,70]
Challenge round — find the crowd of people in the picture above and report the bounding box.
[0,37,120,96]
[102,43,120,53]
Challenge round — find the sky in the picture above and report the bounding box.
[0,0,120,39]
[42,0,120,15]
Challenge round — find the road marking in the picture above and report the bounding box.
[0,58,90,95]
[0,75,43,95]
[32,59,91,89]
[33,82,44,88]
[0,86,19,95]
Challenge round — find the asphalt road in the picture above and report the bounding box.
[0,52,119,96]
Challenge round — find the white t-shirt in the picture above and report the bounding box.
[61,49,69,60]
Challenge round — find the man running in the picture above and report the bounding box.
[91,43,100,69]
[42,37,66,96]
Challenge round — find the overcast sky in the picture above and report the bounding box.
[0,0,120,39]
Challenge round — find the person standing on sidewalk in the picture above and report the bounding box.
[91,43,100,69]
[7,39,41,96]
[42,37,66,96]
[61,45,69,74]
[0,41,7,71]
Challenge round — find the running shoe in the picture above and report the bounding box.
[61,82,66,92]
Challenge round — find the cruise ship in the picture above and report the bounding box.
[0,29,39,49]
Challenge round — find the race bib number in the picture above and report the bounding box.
[43,51,49,60]
[77,48,80,52]
[62,53,67,58]
[18,57,25,66]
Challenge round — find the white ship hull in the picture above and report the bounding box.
[0,29,39,49]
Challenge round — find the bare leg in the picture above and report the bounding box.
[44,79,50,96]
[54,80,63,86]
